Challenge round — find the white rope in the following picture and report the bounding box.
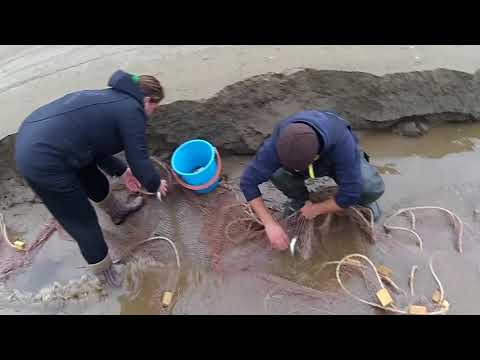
[335,254,407,314]
[429,254,444,304]
[383,206,463,253]
[334,253,449,315]
[409,265,418,297]
[383,224,424,251]
[141,236,181,269]
[0,212,25,251]
[0,213,9,245]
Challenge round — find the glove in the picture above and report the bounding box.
[121,168,142,193]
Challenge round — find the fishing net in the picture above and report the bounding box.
[4,156,472,315]
[0,215,59,281]
[0,157,382,314]
[107,161,386,314]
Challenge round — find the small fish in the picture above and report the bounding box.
[290,237,297,256]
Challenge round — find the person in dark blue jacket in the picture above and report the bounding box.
[240,110,385,251]
[15,70,168,285]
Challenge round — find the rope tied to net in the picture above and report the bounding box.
[111,235,181,313]
[330,208,460,314]
[409,265,418,297]
[113,235,180,268]
[321,259,406,296]
[383,206,463,253]
[0,213,26,252]
[331,253,449,315]
[1,213,58,256]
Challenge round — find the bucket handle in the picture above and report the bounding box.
[171,148,223,191]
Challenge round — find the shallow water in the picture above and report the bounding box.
[3,123,480,314]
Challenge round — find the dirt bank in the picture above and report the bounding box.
[3,63,480,314]
[147,68,480,155]
[4,45,480,141]
[3,67,480,167]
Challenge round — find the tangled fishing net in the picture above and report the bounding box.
[0,156,467,314]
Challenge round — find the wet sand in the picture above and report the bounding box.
[2,45,480,314]
[2,123,480,314]
[166,124,480,315]
[3,45,480,139]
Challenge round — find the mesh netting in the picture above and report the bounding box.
[105,162,378,299]
[0,217,59,281]
[0,159,386,314]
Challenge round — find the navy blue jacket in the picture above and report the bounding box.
[239,111,363,208]
[15,70,161,193]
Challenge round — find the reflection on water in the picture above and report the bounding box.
[166,122,480,315]
[358,122,480,159]
[5,122,480,314]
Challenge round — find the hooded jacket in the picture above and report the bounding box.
[15,70,161,193]
[239,110,363,208]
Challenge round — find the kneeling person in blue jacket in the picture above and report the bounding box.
[15,70,168,285]
[240,110,385,251]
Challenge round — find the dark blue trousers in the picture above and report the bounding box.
[24,164,110,264]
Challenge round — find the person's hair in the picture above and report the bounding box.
[138,75,164,103]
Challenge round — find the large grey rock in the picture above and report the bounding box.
[393,121,423,137]
[147,68,480,154]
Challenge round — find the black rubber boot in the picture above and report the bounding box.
[97,190,144,225]
[271,168,309,200]
[270,168,309,218]
[282,199,306,218]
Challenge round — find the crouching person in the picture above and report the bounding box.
[240,110,385,251]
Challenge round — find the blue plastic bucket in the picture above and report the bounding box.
[171,139,220,194]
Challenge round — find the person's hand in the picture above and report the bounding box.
[300,201,322,220]
[158,179,168,197]
[121,168,142,192]
[264,222,289,251]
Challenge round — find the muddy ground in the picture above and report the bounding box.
[1,122,480,314]
[2,46,480,314]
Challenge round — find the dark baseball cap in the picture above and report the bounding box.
[276,123,320,171]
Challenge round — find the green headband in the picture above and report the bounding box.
[131,74,140,84]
